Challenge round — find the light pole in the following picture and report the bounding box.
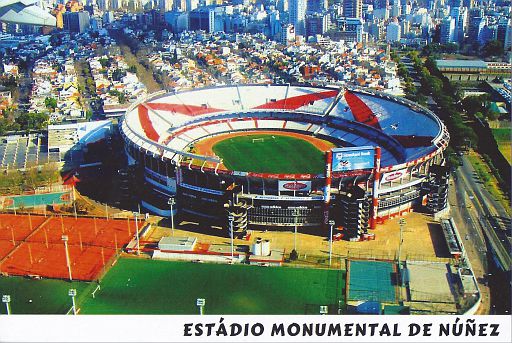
[293,208,299,252]
[2,295,11,315]
[168,197,176,236]
[398,218,405,265]
[68,289,77,315]
[228,214,234,261]
[196,298,205,315]
[62,235,72,281]
[328,220,335,267]
[133,211,140,255]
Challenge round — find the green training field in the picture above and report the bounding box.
[212,134,326,174]
[492,128,511,165]
[79,258,345,314]
[0,276,94,314]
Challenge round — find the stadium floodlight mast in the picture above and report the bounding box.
[133,211,140,255]
[228,214,234,261]
[293,208,299,252]
[328,220,335,267]
[196,298,205,315]
[62,235,73,281]
[2,295,11,315]
[398,218,406,266]
[68,289,77,315]
[168,197,176,236]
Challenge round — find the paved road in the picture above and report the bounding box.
[449,175,490,314]
[457,156,511,271]
[451,155,511,314]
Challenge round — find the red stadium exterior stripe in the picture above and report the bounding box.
[138,105,160,142]
[252,90,338,110]
[344,91,382,130]
[146,103,224,116]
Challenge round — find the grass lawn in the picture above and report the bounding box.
[213,134,326,174]
[79,258,345,314]
[492,128,511,165]
[467,152,510,213]
[0,276,94,314]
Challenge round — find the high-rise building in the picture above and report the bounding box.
[373,0,388,10]
[467,8,484,44]
[386,19,401,42]
[343,0,362,19]
[390,0,400,17]
[63,11,90,33]
[97,0,109,10]
[450,6,467,43]
[497,17,512,50]
[158,0,173,11]
[307,0,328,12]
[462,0,473,7]
[165,10,189,32]
[281,24,296,45]
[401,1,410,15]
[305,12,329,37]
[506,22,512,51]
[336,17,364,42]
[189,7,217,32]
[289,0,307,35]
[478,24,498,46]
[110,0,121,9]
[278,0,288,13]
[400,19,409,35]
[189,8,211,31]
[369,20,384,40]
[268,10,281,39]
[439,16,455,44]
[184,0,198,11]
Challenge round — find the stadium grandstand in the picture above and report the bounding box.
[121,84,450,239]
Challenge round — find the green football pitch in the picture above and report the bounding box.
[0,276,94,314]
[79,258,345,314]
[212,134,326,174]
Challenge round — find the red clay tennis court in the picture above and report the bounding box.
[0,214,138,281]
[0,214,46,242]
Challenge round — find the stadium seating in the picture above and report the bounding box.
[257,119,286,129]
[124,85,445,169]
[229,119,256,131]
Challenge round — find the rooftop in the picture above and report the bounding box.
[436,59,488,69]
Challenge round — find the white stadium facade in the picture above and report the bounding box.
[120,84,450,237]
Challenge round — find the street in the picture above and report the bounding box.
[450,154,511,314]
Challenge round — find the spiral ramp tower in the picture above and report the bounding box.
[226,200,249,236]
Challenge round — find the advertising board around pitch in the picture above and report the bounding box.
[331,146,375,172]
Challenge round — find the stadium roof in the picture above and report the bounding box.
[122,85,448,170]
[0,0,56,27]
[435,59,488,69]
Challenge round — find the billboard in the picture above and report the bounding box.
[278,180,312,192]
[331,146,375,172]
[381,169,408,183]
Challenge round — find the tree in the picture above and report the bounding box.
[15,112,49,131]
[112,68,127,81]
[482,40,504,57]
[44,97,57,111]
[98,57,111,68]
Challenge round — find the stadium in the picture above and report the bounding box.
[120,84,450,238]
